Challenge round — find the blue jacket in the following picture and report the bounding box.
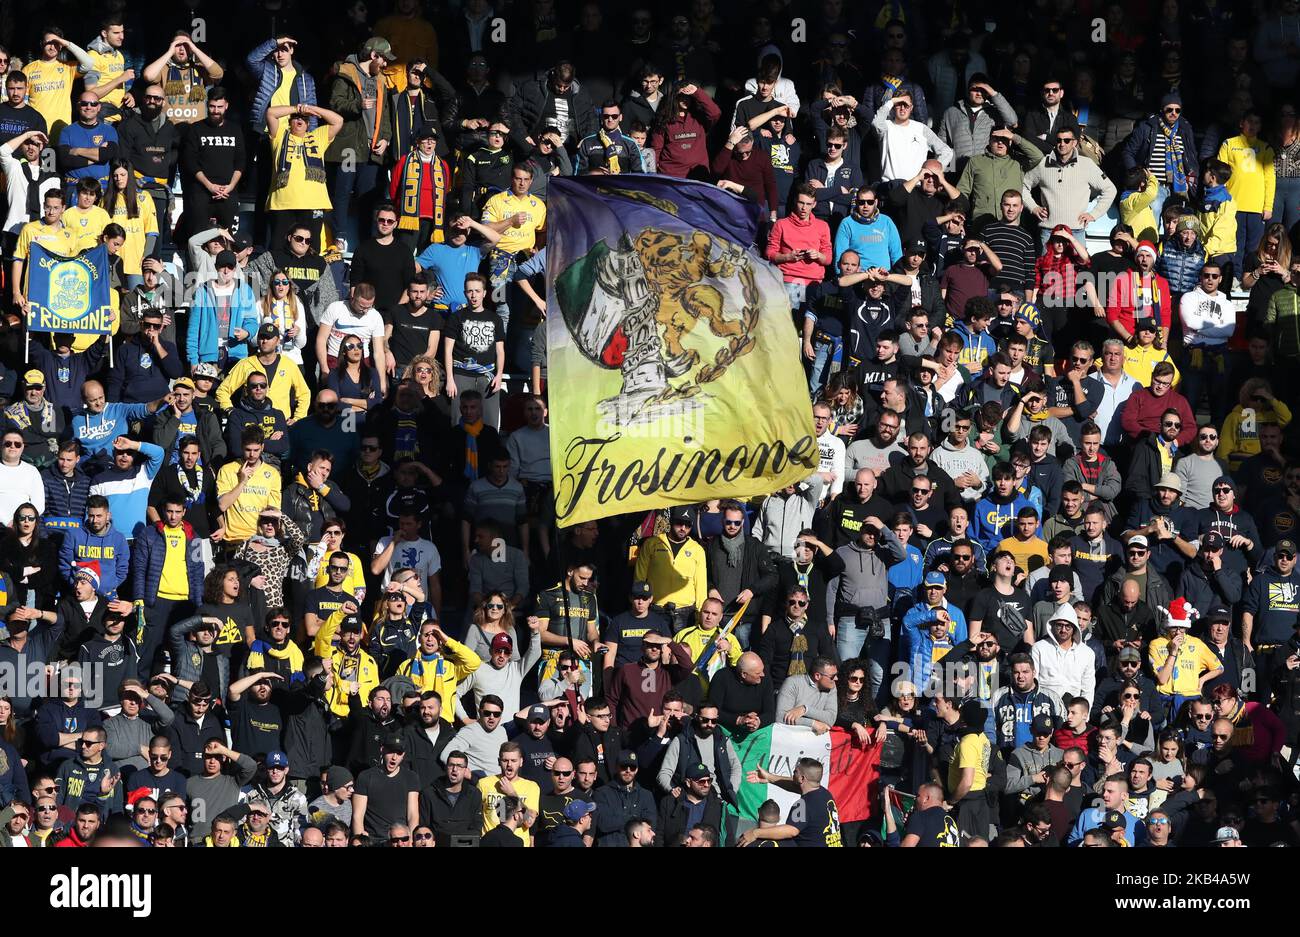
[42,464,91,530]
[58,119,119,188]
[1155,236,1205,293]
[987,684,1063,752]
[35,700,102,767]
[0,737,30,807]
[59,523,130,598]
[132,521,204,608]
[187,280,259,364]
[900,600,969,693]
[107,339,183,403]
[833,212,902,271]
[246,38,317,134]
[544,823,588,847]
[72,402,151,463]
[972,493,1034,554]
[29,341,107,417]
[1068,806,1147,846]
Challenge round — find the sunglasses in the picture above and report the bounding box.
[360,444,381,452]
[79,101,100,107]
[826,142,845,149]
[481,710,503,718]
[1212,733,1231,740]
[414,832,434,841]
[696,717,718,725]
[552,769,574,776]
[328,565,350,573]
[856,198,876,205]
[1199,434,1218,440]
[37,805,58,812]
[1122,693,1140,700]
[248,382,268,390]
[485,602,505,609]
[342,343,362,351]
[2,441,23,449]
[1162,422,1182,428]
[787,599,809,607]
[290,234,311,244]
[722,519,744,526]
[846,675,865,682]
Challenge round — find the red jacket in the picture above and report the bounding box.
[54,829,89,847]
[1229,700,1286,765]
[651,89,721,179]
[1053,725,1095,753]
[1105,269,1173,336]
[1119,386,1197,447]
[766,215,832,285]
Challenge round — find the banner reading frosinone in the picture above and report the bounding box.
[545,175,816,527]
[25,243,116,335]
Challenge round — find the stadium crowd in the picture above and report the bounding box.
[0,0,1299,849]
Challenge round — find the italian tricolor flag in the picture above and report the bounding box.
[732,725,882,824]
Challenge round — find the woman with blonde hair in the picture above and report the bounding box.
[258,268,309,363]
[405,353,450,419]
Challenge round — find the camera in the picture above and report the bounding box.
[856,606,887,640]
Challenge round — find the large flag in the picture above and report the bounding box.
[545,175,816,527]
[733,725,881,824]
[25,243,115,335]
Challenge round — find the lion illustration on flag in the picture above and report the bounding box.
[554,224,760,428]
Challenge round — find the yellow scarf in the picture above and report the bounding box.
[598,129,622,174]
[396,152,447,243]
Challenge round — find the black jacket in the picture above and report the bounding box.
[704,535,777,622]
[337,462,397,546]
[657,788,731,846]
[772,550,845,628]
[116,111,181,185]
[345,704,403,774]
[401,720,453,789]
[419,778,484,845]
[707,666,775,737]
[566,723,625,786]
[758,618,837,687]
[227,398,290,465]
[281,477,350,545]
[506,77,596,152]
[153,407,226,466]
[879,459,960,511]
[278,682,331,781]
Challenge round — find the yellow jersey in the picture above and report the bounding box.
[157,525,190,601]
[23,59,76,133]
[477,775,540,845]
[1148,634,1220,697]
[268,124,332,212]
[85,46,126,118]
[481,191,546,253]
[216,460,283,543]
[63,205,110,252]
[107,191,158,276]
[14,220,75,260]
[270,65,297,110]
[948,731,990,794]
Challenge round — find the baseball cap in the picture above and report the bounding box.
[905,239,927,255]
[630,581,652,599]
[381,735,406,753]
[1117,646,1142,663]
[1213,826,1242,844]
[617,751,640,768]
[191,362,220,379]
[232,236,251,252]
[338,615,365,634]
[1134,318,1158,333]
[257,321,281,339]
[1276,539,1297,558]
[415,126,438,142]
[1205,604,1231,622]
[22,369,44,387]
[1100,810,1126,831]
[1031,714,1054,736]
[1127,534,1149,550]
[923,571,947,588]
[668,506,694,525]
[173,377,196,391]
[362,37,397,62]
[1154,472,1183,493]
[490,632,514,652]
[563,800,598,822]
[526,704,550,722]
[1201,531,1225,552]
[215,249,237,269]
[683,762,712,781]
[326,766,354,790]
[265,751,289,768]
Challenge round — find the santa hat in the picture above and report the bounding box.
[1135,241,1158,259]
[1166,597,1197,629]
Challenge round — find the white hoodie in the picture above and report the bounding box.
[1030,604,1096,703]
[931,438,989,502]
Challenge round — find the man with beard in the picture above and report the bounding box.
[879,431,960,508]
[845,408,906,477]
[1122,473,1201,583]
[418,750,482,846]
[345,686,402,775]
[225,370,291,468]
[1174,423,1232,510]
[400,693,453,789]
[116,82,180,246]
[534,755,591,847]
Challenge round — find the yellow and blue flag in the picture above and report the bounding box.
[26,243,115,335]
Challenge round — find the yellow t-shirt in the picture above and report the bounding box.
[481,192,546,253]
[270,65,297,110]
[268,124,332,212]
[477,775,541,846]
[1148,634,1220,697]
[63,205,111,252]
[996,535,1050,575]
[107,191,158,276]
[948,732,990,795]
[86,46,126,117]
[158,525,190,600]
[23,59,76,132]
[216,461,283,543]
[14,220,76,260]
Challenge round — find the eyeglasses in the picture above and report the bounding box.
[1148,817,1170,826]
[1043,86,1063,93]
[1192,712,1214,721]
[977,640,999,648]
[601,112,621,120]
[289,234,311,244]
[787,598,808,607]
[17,514,37,522]
[1201,272,1222,279]
[388,835,411,843]
[486,129,506,136]
[79,738,102,746]
[846,675,865,683]
[248,382,268,390]
[1213,487,1233,494]
[135,806,158,815]
[1279,552,1297,560]
[485,602,505,609]
[1164,107,1182,115]
[37,805,58,812]
[696,717,718,724]
[2,441,23,449]
[1199,433,1218,440]
[1126,548,1149,555]
[481,710,503,718]
[342,343,362,351]
[1162,421,1182,428]
[558,665,576,672]
[722,519,744,526]
[149,753,169,761]
[1072,356,1092,364]
[1121,693,1140,700]
[328,565,350,572]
